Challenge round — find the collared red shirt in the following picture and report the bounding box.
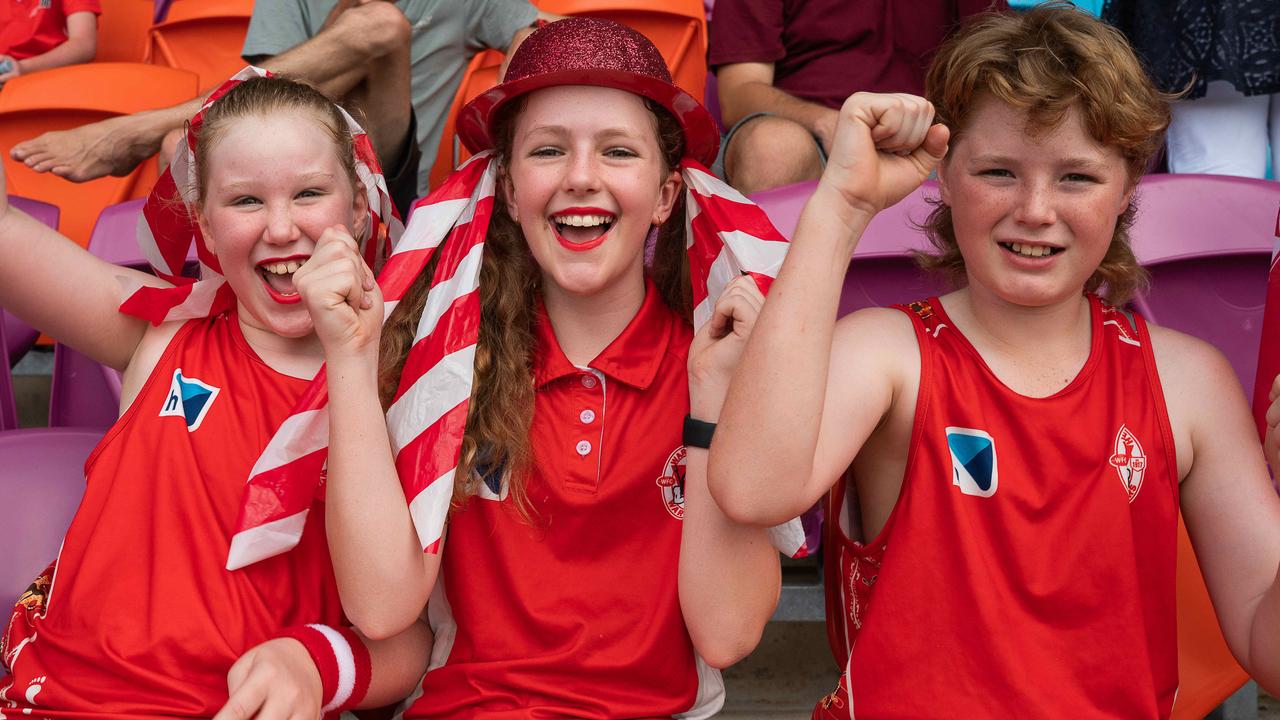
[409,280,725,718]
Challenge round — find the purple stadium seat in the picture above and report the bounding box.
[749,180,950,316]
[49,343,122,429]
[86,198,148,266]
[0,428,99,610]
[153,0,175,23]
[0,313,17,431]
[1127,174,1280,396]
[703,71,724,131]
[47,200,154,428]
[4,196,60,367]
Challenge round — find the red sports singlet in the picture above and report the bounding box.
[1,312,343,717]
[815,295,1180,719]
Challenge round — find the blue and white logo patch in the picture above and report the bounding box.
[946,426,998,498]
[159,368,220,431]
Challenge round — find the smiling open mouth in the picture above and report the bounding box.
[552,212,615,251]
[999,242,1063,259]
[257,257,307,304]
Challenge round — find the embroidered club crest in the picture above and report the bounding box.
[656,446,687,520]
[946,427,998,498]
[1109,425,1147,502]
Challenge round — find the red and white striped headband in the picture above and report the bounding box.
[119,66,403,325]
[227,152,815,570]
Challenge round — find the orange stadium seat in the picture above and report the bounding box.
[144,0,254,91]
[1170,515,1250,719]
[535,0,707,98]
[427,0,708,191]
[95,0,157,63]
[427,49,506,189]
[0,63,200,247]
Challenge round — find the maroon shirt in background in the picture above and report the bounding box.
[709,0,1008,108]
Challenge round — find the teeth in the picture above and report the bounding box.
[261,261,304,275]
[1008,243,1053,258]
[554,214,612,227]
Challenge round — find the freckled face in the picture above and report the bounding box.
[937,96,1134,308]
[196,111,366,339]
[503,85,681,303]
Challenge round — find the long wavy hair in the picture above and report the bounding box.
[918,3,1175,305]
[378,95,689,520]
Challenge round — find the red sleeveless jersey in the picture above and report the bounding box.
[815,295,1180,719]
[1,313,343,717]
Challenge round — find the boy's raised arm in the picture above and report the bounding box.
[709,93,948,526]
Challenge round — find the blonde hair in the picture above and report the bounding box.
[918,3,1173,305]
[379,96,690,520]
[192,75,358,208]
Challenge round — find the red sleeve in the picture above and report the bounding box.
[708,0,785,69]
[61,0,102,16]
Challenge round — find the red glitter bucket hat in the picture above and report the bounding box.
[455,16,721,167]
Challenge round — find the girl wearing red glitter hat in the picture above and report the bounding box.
[284,16,803,718]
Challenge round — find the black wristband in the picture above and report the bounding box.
[682,415,716,449]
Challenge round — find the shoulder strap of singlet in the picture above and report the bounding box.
[896,297,949,338]
[1097,295,1146,348]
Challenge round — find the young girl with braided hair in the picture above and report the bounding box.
[293,17,795,718]
[0,72,430,718]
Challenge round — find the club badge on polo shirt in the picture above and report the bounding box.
[656,446,687,520]
[159,368,220,431]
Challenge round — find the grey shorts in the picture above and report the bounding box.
[711,111,828,181]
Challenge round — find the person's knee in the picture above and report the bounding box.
[158,127,184,170]
[335,1,411,57]
[726,116,823,193]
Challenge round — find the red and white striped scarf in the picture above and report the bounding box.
[227,152,814,570]
[119,66,402,326]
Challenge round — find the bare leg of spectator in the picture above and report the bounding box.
[723,115,824,195]
[12,2,412,183]
[158,127,183,172]
[262,1,413,166]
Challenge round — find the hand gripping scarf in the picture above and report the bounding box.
[118,66,402,325]
[226,152,817,570]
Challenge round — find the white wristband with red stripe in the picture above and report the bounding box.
[274,624,371,714]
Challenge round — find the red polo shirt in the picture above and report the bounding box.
[405,280,725,718]
[0,0,100,60]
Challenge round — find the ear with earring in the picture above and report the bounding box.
[643,223,660,266]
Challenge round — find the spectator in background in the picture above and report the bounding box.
[10,0,552,215]
[1103,0,1279,178]
[709,0,1006,195]
[0,0,99,89]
